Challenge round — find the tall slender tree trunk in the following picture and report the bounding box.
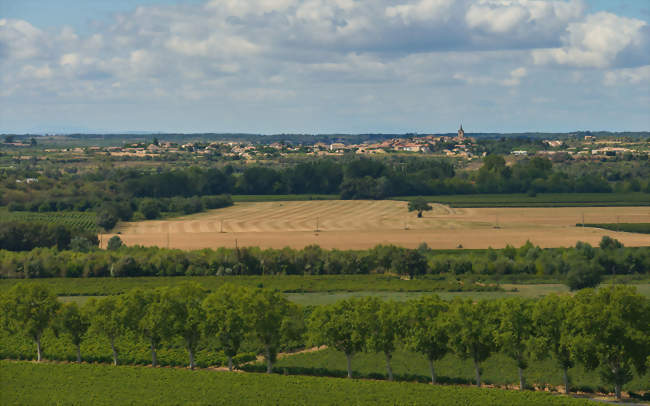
[429,358,436,385]
[518,367,525,390]
[474,359,481,387]
[150,341,157,367]
[385,352,393,381]
[563,368,569,394]
[345,352,353,379]
[76,344,81,363]
[188,348,195,370]
[615,383,621,400]
[110,338,118,366]
[265,345,273,374]
[35,335,42,362]
[227,356,233,372]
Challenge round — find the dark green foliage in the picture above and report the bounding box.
[579,223,650,234]
[106,236,123,251]
[565,261,603,291]
[408,197,432,217]
[0,221,98,251]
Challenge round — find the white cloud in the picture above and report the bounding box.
[533,12,648,68]
[0,0,648,132]
[604,65,650,86]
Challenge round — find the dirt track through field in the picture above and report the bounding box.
[106,201,650,250]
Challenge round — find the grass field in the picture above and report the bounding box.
[0,275,499,296]
[268,348,650,393]
[107,200,650,250]
[0,208,97,231]
[0,361,595,405]
[395,193,650,207]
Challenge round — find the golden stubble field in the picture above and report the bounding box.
[105,201,650,250]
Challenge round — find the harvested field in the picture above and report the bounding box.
[107,201,650,250]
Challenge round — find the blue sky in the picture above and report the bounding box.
[1,0,649,133]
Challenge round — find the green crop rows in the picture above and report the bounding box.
[1,361,594,405]
[394,193,650,207]
[0,325,255,369]
[578,223,650,234]
[0,209,97,231]
[267,348,649,393]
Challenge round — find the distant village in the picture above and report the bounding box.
[3,127,648,161]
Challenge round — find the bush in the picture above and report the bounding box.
[565,262,602,291]
[107,236,123,251]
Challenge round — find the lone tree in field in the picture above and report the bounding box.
[309,298,370,378]
[495,297,534,391]
[405,296,450,384]
[54,302,90,363]
[408,198,432,218]
[568,286,650,400]
[531,294,575,394]
[447,299,498,387]
[203,284,250,371]
[0,283,60,362]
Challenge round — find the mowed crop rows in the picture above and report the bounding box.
[109,201,650,250]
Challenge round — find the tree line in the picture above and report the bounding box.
[1,283,647,400]
[1,238,648,291]
[5,156,648,214]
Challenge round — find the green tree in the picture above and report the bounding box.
[495,298,534,390]
[565,259,602,291]
[309,298,370,378]
[107,236,123,251]
[54,302,90,363]
[408,197,432,218]
[139,199,160,220]
[531,294,575,394]
[392,249,428,279]
[0,283,60,361]
[568,286,650,400]
[96,210,119,231]
[364,299,403,381]
[122,288,170,367]
[405,296,449,384]
[447,299,498,387]
[166,283,207,369]
[246,289,302,373]
[203,284,250,371]
[86,295,125,366]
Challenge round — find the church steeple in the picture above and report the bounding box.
[458,124,464,139]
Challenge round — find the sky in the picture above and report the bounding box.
[1,0,649,134]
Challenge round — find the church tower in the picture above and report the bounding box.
[457,124,464,139]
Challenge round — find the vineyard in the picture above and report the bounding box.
[1,361,595,405]
[0,209,97,231]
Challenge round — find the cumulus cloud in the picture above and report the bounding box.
[533,12,649,68]
[0,0,648,132]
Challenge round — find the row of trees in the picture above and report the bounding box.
[1,238,647,287]
[6,156,646,211]
[0,221,98,252]
[1,284,647,399]
[0,283,302,372]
